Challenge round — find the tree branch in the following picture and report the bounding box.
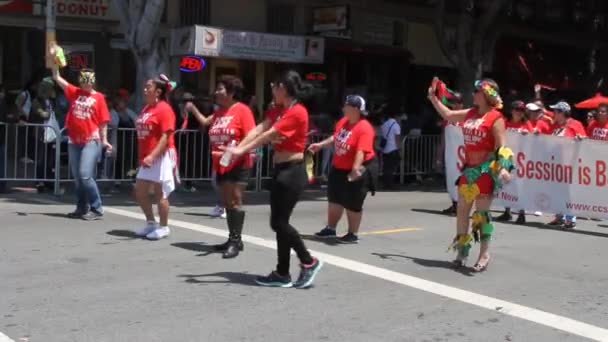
[433,0,459,66]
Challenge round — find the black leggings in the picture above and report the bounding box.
[270,160,313,276]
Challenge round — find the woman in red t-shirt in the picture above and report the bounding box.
[546,101,586,230]
[222,70,323,288]
[132,75,178,240]
[428,77,514,272]
[52,66,111,221]
[308,95,377,244]
[587,104,608,141]
[186,75,256,258]
[496,100,532,224]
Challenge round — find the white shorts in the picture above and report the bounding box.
[136,149,177,199]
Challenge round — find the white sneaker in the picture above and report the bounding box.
[220,211,227,219]
[146,226,170,240]
[135,222,159,237]
[209,205,225,218]
[534,211,543,217]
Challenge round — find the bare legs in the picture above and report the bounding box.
[454,194,492,269]
[135,179,170,226]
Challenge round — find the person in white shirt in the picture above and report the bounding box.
[380,112,402,189]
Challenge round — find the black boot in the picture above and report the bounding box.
[223,209,245,259]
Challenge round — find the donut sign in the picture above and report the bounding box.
[180,55,206,73]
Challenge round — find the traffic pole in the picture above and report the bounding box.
[45,0,56,68]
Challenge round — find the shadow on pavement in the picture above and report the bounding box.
[371,252,474,276]
[502,221,608,239]
[172,242,222,257]
[106,230,141,240]
[411,208,450,216]
[301,234,340,246]
[183,213,220,218]
[177,272,257,286]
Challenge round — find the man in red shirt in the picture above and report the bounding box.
[547,101,586,229]
[587,104,608,141]
[526,102,552,135]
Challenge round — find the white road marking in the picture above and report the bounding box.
[0,332,15,342]
[25,199,608,341]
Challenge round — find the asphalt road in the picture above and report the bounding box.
[1,188,608,342]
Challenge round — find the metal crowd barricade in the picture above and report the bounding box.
[399,134,442,184]
[0,122,62,195]
[0,121,443,193]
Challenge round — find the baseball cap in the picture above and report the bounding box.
[525,103,541,111]
[511,100,525,111]
[345,95,368,115]
[550,101,571,113]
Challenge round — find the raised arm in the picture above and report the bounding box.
[185,102,213,127]
[427,77,469,122]
[51,65,68,90]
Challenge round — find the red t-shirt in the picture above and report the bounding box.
[135,101,176,165]
[461,108,504,153]
[208,102,256,173]
[506,120,533,132]
[586,120,608,141]
[267,103,308,153]
[529,118,552,134]
[332,117,376,170]
[64,84,110,144]
[552,118,587,138]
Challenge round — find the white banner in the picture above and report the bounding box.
[445,125,608,218]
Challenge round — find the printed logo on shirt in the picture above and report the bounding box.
[461,118,486,144]
[136,112,153,139]
[72,95,97,119]
[334,127,353,156]
[209,115,235,144]
[591,127,608,140]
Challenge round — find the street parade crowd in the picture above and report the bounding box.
[4,44,607,288]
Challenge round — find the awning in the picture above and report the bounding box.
[170,25,325,64]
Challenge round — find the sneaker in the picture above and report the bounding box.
[293,258,324,289]
[209,205,225,218]
[563,221,576,230]
[495,212,512,222]
[82,210,103,221]
[67,210,87,219]
[146,226,170,240]
[220,211,227,219]
[547,217,564,226]
[534,211,543,217]
[336,233,359,244]
[314,226,336,239]
[255,271,293,288]
[134,222,160,237]
[441,205,456,215]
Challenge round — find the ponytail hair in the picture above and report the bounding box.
[275,70,314,101]
[152,74,176,101]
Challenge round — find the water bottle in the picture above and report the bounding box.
[348,166,366,182]
[220,140,237,167]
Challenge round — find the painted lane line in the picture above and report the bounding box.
[0,332,15,342]
[99,206,608,342]
[360,228,421,235]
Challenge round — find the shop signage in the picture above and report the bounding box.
[180,55,206,72]
[221,30,324,64]
[171,26,325,64]
[0,0,32,13]
[313,6,349,32]
[305,72,327,81]
[33,0,118,20]
[62,43,94,81]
